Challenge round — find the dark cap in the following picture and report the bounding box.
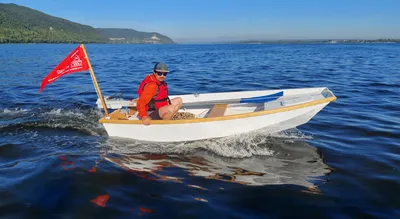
[154,62,169,72]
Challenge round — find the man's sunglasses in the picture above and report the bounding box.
[155,71,168,76]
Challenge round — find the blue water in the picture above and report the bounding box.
[1,43,399,218]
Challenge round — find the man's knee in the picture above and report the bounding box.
[172,97,182,106]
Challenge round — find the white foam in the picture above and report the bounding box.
[1,108,28,114]
[101,128,313,159]
[270,128,313,140]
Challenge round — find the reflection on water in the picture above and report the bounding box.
[100,132,332,191]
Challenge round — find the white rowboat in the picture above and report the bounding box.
[38,45,336,143]
[96,87,336,142]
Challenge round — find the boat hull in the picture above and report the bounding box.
[102,102,329,142]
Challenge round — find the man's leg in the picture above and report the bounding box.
[170,97,183,112]
[158,97,182,120]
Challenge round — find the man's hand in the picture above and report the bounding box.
[142,116,150,126]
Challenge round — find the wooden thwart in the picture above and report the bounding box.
[207,104,228,118]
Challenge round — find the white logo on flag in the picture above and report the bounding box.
[56,55,84,75]
[71,55,83,68]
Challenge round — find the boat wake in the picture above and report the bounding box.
[101,128,313,159]
[0,107,107,136]
[1,107,315,160]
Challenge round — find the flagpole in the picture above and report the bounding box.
[80,44,109,117]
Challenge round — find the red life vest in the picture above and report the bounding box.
[137,75,170,111]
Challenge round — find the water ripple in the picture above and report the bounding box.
[1,43,399,218]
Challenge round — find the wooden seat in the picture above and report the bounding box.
[206,104,228,118]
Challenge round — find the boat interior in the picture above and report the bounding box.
[105,88,335,121]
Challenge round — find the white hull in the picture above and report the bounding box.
[103,103,327,142]
[98,87,336,142]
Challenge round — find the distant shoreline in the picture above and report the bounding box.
[1,40,399,45]
[234,39,400,44]
[1,39,400,45]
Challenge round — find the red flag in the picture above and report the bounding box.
[40,45,90,92]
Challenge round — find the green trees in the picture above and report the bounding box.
[0,3,107,43]
[0,3,175,44]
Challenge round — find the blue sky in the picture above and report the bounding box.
[1,0,399,42]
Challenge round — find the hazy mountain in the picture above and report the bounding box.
[96,28,175,44]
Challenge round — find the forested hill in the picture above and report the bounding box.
[0,3,106,43]
[0,3,175,44]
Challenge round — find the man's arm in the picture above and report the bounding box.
[137,83,158,118]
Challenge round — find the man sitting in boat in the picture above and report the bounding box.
[136,62,182,125]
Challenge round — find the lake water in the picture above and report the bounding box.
[0,43,399,218]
